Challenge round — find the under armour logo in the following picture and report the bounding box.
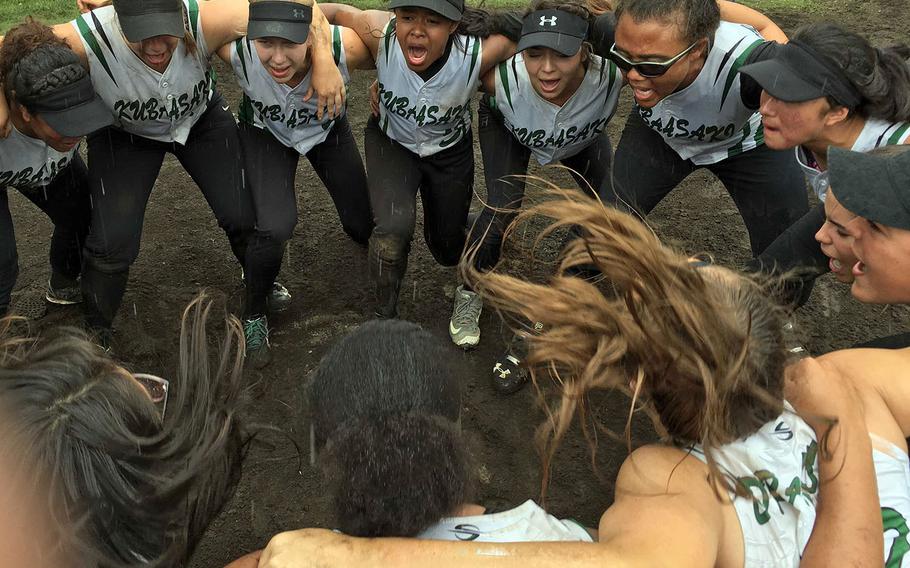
[773,421,793,441]
[493,363,511,379]
[539,15,558,26]
[293,9,308,19]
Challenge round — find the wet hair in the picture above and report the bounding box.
[793,22,910,122]
[0,294,247,567]
[464,191,786,496]
[0,18,87,111]
[613,0,720,45]
[586,0,614,15]
[310,319,473,537]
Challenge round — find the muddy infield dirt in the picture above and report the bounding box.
[5,1,910,565]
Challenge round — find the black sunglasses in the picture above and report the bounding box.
[609,40,699,78]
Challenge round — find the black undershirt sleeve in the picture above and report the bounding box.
[739,40,786,109]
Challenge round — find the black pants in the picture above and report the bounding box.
[365,115,474,317]
[610,107,809,257]
[240,115,373,316]
[82,92,256,329]
[470,95,614,271]
[748,203,828,307]
[0,155,91,314]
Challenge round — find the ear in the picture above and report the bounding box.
[448,19,459,34]
[18,104,33,124]
[824,104,851,127]
[694,37,710,59]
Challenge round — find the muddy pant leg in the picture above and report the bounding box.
[82,128,164,330]
[175,93,256,269]
[748,203,827,308]
[238,121,300,318]
[472,96,531,272]
[709,143,809,257]
[419,131,475,267]
[365,117,422,318]
[610,107,694,214]
[18,156,92,288]
[306,114,373,246]
[0,191,17,315]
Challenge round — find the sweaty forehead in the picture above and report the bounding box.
[614,12,688,59]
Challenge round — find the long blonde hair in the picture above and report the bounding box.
[463,190,787,496]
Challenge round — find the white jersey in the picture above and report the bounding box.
[691,408,819,568]
[494,53,621,165]
[0,126,77,191]
[375,20,482,157]
[417,500,592,543]
[872,434,910,567]
[637,22,766,165]
[231,26,349,155]
[73,0,214,144]
[797,118,910,201]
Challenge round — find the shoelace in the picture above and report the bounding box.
[244,318,269,350]
[452,292,481,326]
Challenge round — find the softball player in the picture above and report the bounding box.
[321,0,515,321]
[216,0,376,366]
[0,20,112,316]
[41,0,343,359]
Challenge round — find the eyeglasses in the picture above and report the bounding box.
[609,40,699,78]
[133,373,170,420]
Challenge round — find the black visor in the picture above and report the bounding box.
[739,41,862,109]
[517,9,589,56]
[22,75,113,137]
[248,1,313,44]
[388,0,465,23]
[113,0,185,42]
[829,146,910,231]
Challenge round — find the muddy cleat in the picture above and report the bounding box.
[492,353,529,394]
[46,279,82,305]
[449,285,482,348]
[267,282,292,313]
[243,315,272,369]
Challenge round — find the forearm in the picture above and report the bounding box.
[310,0,333,55]
[318,2,361,26]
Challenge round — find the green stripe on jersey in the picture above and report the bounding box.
[238,94,254,124]
[497,61,513,111]
[606,60,618,96]
[726,121,752,158]
[235,38,249,81]
[384,20,395,65]
[466,37,480,87]
[75,17,118,86]
[332,25,342,66]
[887,123,910,145]
[720,39,764,109]
[188,0,200,41]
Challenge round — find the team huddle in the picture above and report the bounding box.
[1,0,910,565]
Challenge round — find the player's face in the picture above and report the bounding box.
[759,92,833,150]
[254,37,311,85]
[522,46,586,107]
[613,14,705,108]
[841,195,910,304]
[393,7,459,72]
[20,109,81,153]
[814,188,858,283]
[129,35,180,73]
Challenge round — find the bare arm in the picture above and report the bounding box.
[320,5,389,61]
[717,0,787,42]
[341,26,376,71]
[199,0,251,52]
[479,34,516,76]
[480,68,495,95]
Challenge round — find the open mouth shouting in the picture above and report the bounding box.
[538,78,560,94]
[269,66,292,80]
[406,44,429,67]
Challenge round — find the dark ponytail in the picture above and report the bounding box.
[0,18,88,110]
[323,413,473,537]
[794,22,910,122]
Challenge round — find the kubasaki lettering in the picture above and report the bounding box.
[246,98,325,129]
[508,117,608,150]
[377,82,468,130]
[0,156,71,190]
[639,107,736,142]
[113,79,210,123]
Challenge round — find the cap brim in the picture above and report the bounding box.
[828,146,910,230]
[40,96,114,137]
[517,31,583,56]
[739,59,827,103]
[247,20,311,44]
[118,11,185,42]
[388,0,462,22]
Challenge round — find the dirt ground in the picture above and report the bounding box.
[6,1,909,565]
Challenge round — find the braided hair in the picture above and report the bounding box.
[0,18,89,111]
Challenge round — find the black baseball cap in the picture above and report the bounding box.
[388,0,464,22]
[517,9,589,56]
[113,0,185,42]
[739,41,862,109]
[22,74,113,137]
[248,1,312,44]
[829,146,910,231]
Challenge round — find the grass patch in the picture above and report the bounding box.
[738,0,821,13]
